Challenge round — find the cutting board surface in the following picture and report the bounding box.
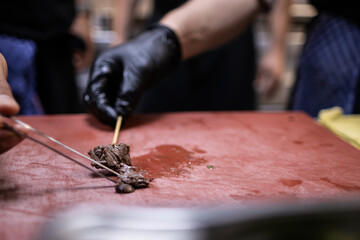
[1,112,360,239]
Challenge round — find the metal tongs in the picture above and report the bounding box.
[1,115,120,184]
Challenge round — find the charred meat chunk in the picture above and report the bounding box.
[88,143,132,170]
[88,143,150,194]
[118,163,149,188]
[116,181,135,194]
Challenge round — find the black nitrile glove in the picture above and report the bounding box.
[83,24,181,126]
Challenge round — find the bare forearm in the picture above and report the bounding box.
[113,0,137,44]
[268,0,291,50]
[160,0,260,59]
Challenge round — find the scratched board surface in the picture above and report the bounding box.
[1,112,360,239]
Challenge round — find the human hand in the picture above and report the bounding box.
[0,53,28,154]
[254,47,285,99]
[72,41,94,71]
[83,24,181,126]
[70,11,95,71]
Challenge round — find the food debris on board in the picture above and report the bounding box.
[88,143,150,193]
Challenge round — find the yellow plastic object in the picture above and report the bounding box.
[318,107,360,149]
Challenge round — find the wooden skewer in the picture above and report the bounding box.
[112,116,123,144]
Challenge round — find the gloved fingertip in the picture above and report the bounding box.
[98,105,119,127]
[83,93,91,106]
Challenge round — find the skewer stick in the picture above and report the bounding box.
[112,116,123,144]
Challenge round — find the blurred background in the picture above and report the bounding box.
[77,0,318,111]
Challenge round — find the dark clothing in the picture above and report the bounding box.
[290,13,360,117]
[135,0,257,113]
[0,0,75,41]
[310,0,360,26]
[0,35,42,115]
[152,0,184,18]
[36,35,82,114]
[0,0,83,114]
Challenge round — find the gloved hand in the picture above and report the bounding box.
[83,24,181,126]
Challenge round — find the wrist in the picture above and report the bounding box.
[150,23,182,61]
[146,23,182,72]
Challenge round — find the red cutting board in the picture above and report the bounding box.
[1,112,360,239]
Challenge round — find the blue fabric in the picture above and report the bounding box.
[292,13,360,117]
[0,34,43,115]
